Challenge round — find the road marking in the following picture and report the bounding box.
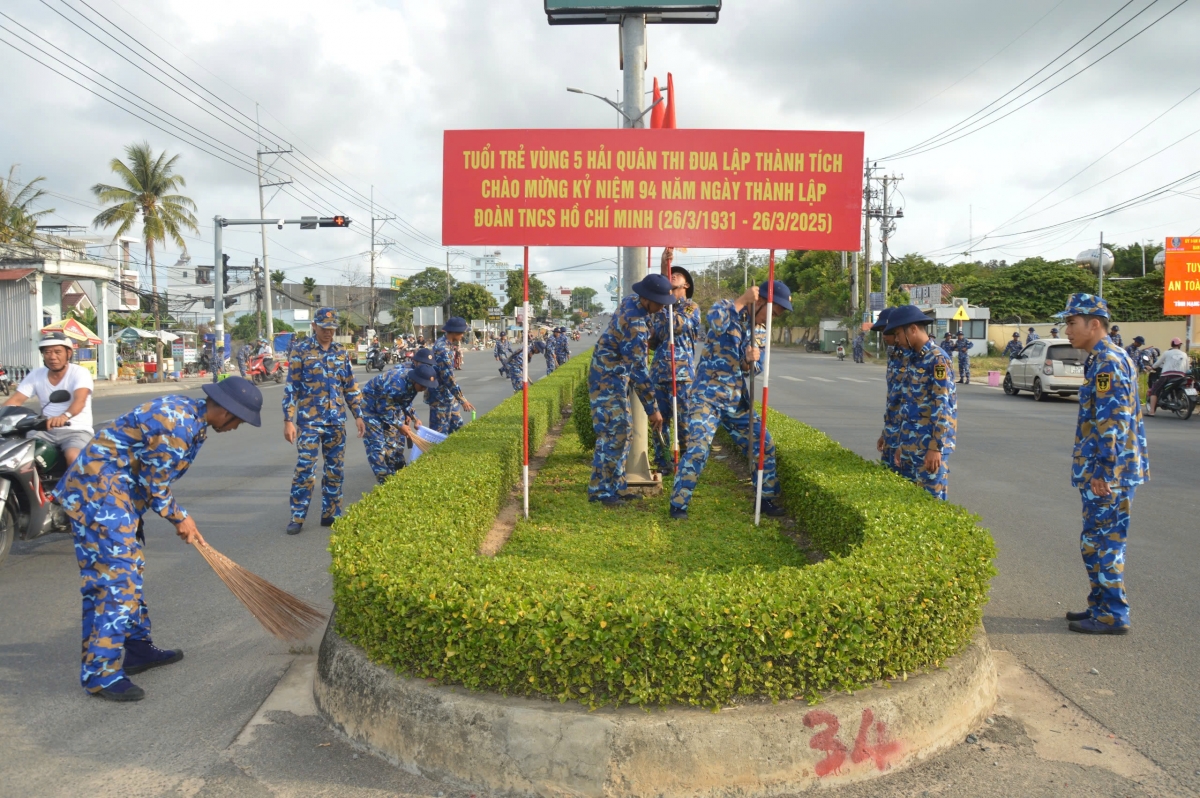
[811,376,834,383]
[840,377,869,383]
[780,375,804,382]
[476,375,499,381]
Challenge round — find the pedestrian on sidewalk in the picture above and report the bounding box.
[885,305,957,500]
[1059,293,1147,635]
[588,275,668,506]
[668,281,792,521]
[426,318,475,434]
[281,308,363,536]
[53,377,263,701]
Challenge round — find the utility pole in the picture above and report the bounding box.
[445,251,453,317]
[254,257,262,341]
[875,173,904,307]
[367,186,395,331]
[1098,232,1106,299]
[850,251,859,315]
[255,106,292,344]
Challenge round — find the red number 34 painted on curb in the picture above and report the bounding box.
[802,708,903,777]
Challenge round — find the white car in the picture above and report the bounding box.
[1003,340,1088,401]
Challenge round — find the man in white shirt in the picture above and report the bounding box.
[4,331,95,464]
[1147,337,1191,417]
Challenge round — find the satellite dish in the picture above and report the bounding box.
[1075,247,1114,274]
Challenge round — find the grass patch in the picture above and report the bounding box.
[500,425,809,578]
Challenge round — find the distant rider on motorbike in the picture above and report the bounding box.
[4,331,95,466]
[1146,337,1190,417]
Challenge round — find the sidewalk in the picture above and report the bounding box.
[90,374,229,398]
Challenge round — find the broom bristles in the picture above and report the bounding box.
[407,431,435,453]
[196,542,325,641]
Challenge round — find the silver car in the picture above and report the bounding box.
[1003,340,1088,401]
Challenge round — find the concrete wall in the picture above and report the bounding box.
[989,321,1186,352]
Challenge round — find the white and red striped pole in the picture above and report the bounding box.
[522,246,530,519]
[754,250,776,526]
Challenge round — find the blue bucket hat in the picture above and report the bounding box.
[313,307,338,329]
[411,347,435,367]
[870,307,894,332]
[444,317,468,333]
[202,375,263,427]
[758,280,793,312]
[408,363,438,390]
[1056,293,1110,319]
[632,273,674,306]
[883,304,933,333]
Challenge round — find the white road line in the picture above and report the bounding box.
[780,375,804,382]
[840,377,869,383]
[476,375,499,381]
[811,376,834,383]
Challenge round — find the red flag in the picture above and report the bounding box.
[663,72,677,129]
[650,77,665,129]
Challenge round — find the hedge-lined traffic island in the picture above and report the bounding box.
[317,351,999,796]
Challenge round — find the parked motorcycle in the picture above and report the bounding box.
[1148,367,1196,420]
[836,341,847,361]
[245,352,285,384]
[0,391,75,569]
[0,363,12,396]
[804,339,821,353]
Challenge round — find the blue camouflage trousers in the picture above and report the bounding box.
[587,368,633,501]
[1080,486,1134,627]
[652,381,690,472]
[881,446,898,473]
[853,344,864,363]
[670,382,778,511]
[958,353,970,381]
[502,361,524,391]
[363,416,407,483]
[429,402,464,435]
[291,424,346,523]
[545,350,557,376]
[72,503,151,693]
[895,449,950,500]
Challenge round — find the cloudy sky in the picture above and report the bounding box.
[3,0,1199,307]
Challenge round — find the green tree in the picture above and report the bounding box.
[503,269,547,314]
[776,250,851,327]
[954,258,1092,322]
[548,296,567,318]
[450,281,494,321]
[91,142,198,381]
[229,312,294,343]
[270,270,285,287]
[392,266,457,329]
[302,277,317,299]
[570,286,598,311]
[1104,273,1181,321]
[1109,242,1163,278]
[0,166,54,245]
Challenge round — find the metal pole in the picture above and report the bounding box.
[213,216,223,384]
[522,246,530,519]
[256,146,275,343]
[254,258,262,341]
[754,250,776,526]
[1141,240,1146,278]
[850,251,859,315]
[881,176,890,304]
[369,185,377,329]
[1098,232,1105,299]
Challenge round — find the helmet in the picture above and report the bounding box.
[38,331,74,351]
[33,438,59,472]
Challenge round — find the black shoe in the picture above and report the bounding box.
[760,499,786,517]
[286,522,303,535]
[123,640,183,675]
[619,493,643,502]
[1065,609,1091,622]
[600,497,623,508]
[1068,619,1129,635]
[90,678,145,702]
[669,506,688,520]
[320,516,336,527]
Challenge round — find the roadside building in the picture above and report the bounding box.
[907,284,991,358]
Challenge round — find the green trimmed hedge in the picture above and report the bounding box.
[572,372,596,450]
[330,352,996,708]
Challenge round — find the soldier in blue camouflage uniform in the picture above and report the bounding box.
[493,333,511,364]
[53,378,263,701]
[427,317,476,434]
[1059,294,1148,634]
[588,275,668,506]
[1026,326,1040,345]
[852,331,865,363]
[1003,332,1023,358]
[1109,325,1123,347]
[669,281,792,520]
[554,327,572,366]
[500,338,546,391]
[884,305,957,500]
[236,343,251,377]
[360,352,437,483]
[282,308,363,535]
[954,331,971,384]
[542,330,559,375]
[649,265,701,474]
[872,308,905,473]
[940,331,955,355]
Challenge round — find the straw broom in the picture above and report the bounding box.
[406,430,435,454]
[195,541,325,641]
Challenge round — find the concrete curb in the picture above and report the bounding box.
[314,620,997,797]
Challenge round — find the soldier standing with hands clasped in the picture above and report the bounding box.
[282,307,364,536]
[1060,293,1148,634]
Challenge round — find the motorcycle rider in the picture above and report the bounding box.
[1146,338,1190,417]
[4,331,95,466]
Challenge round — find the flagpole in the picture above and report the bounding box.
[661,249,680,467]
[522,246,530,520]
[754,250,776,526]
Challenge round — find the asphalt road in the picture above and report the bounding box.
[765,349,1200,792]
[0,348,543,797]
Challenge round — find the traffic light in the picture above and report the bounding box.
[222,254,231,293]
[318,216,351,228]
[224,296,236,308]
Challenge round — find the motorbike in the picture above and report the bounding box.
[836,341,846,361]
[1148,367,1196,420]
[0,390,75,568]
[365,345,390,372]
[804,339,821,353]
[245,352,285,384]
[0,363,12,396]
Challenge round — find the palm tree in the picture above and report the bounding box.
[271,269,285,287]
[302,277,317,300]
[0,165,54,245]
[91,143,198,381]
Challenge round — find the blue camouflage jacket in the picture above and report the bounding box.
[954,338,970,356]
[694,299,756,390]
[494,339,511,360]
[504,339,546,373]
[882,346,907,449]
[895,340,957,456]
[282,336,361,427]
[1073,338,1148,488]
[362,365,421,425]
[649,298,702,384]
[554,334,571,364]
[427,336,465,406]
[591,295,656,412]
[1003,339,1023,358]
[54,396,208,525]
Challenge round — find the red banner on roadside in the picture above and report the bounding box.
[442,128,864,250]
[1164,236,1200,315]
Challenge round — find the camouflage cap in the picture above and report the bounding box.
[313,307,339,328]
[1057,293,1110,319]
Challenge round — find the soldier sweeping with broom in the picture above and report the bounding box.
[53,377,264,702]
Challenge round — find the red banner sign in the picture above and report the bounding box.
[442,128,864,250]
[1164,236,1200,315]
